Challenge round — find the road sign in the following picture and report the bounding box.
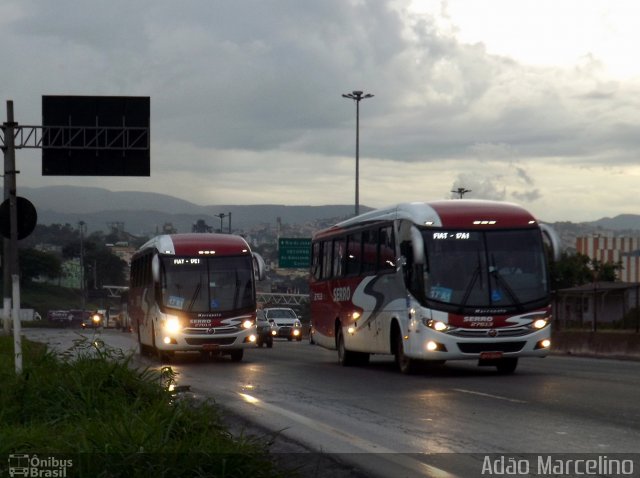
[278,238,311,269]
[0,196,37,239]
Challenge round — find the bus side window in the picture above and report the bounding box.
[379,226,395,271]
[312,242,322,279]
[322,240,333,280]
[346,232,362,275]
[333,238,345,277]
[361,229,378,273]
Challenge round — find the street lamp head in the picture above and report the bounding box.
[342,91,374,102]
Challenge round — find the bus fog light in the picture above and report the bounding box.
[425,340,447,352]
[249,334,257,343]
[163,336,172,345]
[536,338,551,349]
[347,326,355,335]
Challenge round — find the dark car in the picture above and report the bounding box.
[81,312,104,329]
[256,313,275,348]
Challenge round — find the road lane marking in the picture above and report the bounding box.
[237,392,460,478]
[453,388,528,404]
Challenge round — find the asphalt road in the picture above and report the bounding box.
[20,328,640,478]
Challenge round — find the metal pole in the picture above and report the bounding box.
[4,100,22,373]
[79,221,85,317]
[2,102,11,335]
[342,91,373,218]
[228,212,232,234]
[355,99,360,216]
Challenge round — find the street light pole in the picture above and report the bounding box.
[78,221,86,317]
[342,90,373,217]
[451,187,472,199]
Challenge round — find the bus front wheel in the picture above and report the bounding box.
[229,349,244,362]
[394,328,420,374]
[495,357,518,374]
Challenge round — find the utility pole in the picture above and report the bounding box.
[342,90,374,216]
[79,221,86,317]
[1,100,22,373]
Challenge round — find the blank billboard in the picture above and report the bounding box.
[42,95,150,176]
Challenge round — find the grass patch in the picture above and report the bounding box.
[0,335,291,477]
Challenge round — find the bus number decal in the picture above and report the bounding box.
[332,287,351,302]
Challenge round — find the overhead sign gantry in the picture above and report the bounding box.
[0,95,150,373]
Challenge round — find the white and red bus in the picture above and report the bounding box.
[309,200,560,374]
[128,233,265,362]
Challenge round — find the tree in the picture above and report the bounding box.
[550,252,621,289]
[84,244,128,288]
[18,249,62,283]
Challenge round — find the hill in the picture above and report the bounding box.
[11,186,366,235]
[7,185,640,238]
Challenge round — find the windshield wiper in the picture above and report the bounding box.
[458,264,481,312]
[187,281,202,311]
[489,259,523,311]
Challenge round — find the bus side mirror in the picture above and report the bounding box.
[253,252,266,280]
[151,255,160,283]
[539,223,561,262]
[410,226,425,265]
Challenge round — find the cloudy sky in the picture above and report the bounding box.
[2,0,640,222]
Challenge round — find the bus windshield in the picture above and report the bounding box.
[159,255,254,313]
[421,228,548,311]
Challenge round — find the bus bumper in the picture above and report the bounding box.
[404,325,552,361]
[155,327,258,352]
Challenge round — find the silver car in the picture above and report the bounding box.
[264,307,302,341]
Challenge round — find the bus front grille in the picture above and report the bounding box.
[185,337,236,346]
[450,327,531,338]
[457,341,526,354]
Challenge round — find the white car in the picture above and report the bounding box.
[264,307,302,341]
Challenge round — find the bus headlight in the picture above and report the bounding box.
[164,316,182,333]
[242,319,254,329]
[532,318,548,329]
[424,319,449,332]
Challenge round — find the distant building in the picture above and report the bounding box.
[577,233,640,282]
[192,219,213,233]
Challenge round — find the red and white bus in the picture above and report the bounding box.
[128,233,265,362]
[309,200,560,374]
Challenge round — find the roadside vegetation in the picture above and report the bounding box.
[0,335,291,478]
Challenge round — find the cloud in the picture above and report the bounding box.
[2,0,640,223]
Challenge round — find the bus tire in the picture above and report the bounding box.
[137,325,149,357]
[151,324,172,363]
[229,349,244,362]
[496,357,518,374]
[337,327,358,366]
[394,327,419,374]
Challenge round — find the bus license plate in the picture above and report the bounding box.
[480,351,503,360]
[202,344,219,351]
